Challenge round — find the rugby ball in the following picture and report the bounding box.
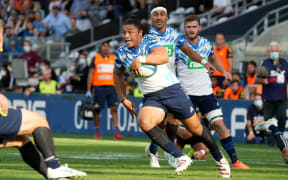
[133,64,157,78]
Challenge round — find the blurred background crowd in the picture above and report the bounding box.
[0,0,279,101]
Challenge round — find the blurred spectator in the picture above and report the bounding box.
[70,53,90,93]
[86,41,124,140]
[224,80,245,100]
[76,10,92,32]
[19,20,34,38]
[0,64,14,91]
[25,69,62,96]
[34,11,48,36]
[88,0,108,26]
[19,40,43,76]
[6,0,17,14]
[5,39,24,54]
[246,60,257,85]
[29,27,45,50]
[3,25,23,52]
[246,60,257,99]
[42,5,71,37]
[255,41,288,133]
[213,33,233,87]
[246,94,265,144]
[38,59,57,81]
[33,0,45,18]
[70,0,90,16]
[14,12,26,35]
[61,0,73,15]
[211,76,223,98]
[65,16,80,36]
[59,61,77,93]
[212,0,233,17]
[232,72,245,87]
[48,0,62,13]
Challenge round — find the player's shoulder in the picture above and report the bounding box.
[166,27,181,36]
[199,36,212,45]
[116,45,128,57]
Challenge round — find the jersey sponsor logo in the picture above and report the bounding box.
[187,57,205,69]
[163,44,174,57]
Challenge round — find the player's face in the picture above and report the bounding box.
[150,10,168,30]
[184,21,201,40]
[122,24,142,49]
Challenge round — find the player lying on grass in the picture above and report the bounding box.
[113,15,230,177]
[0,93,86,179]
[255,118,288,163]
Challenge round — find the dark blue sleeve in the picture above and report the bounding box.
[90,57,95,69]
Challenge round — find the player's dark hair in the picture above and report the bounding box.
[43,59,51,67]
[151,2,168,12]
[123,15,150,36]
[184,15,200,25]
[248,60,257,67]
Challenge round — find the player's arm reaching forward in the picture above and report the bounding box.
[209,54,232,80]
[180,43,216,74]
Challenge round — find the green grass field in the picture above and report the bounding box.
[0,133,287,180]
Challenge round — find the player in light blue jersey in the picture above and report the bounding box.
[175,15,250,170]
[146,3,217,168]
[113,15,231,177]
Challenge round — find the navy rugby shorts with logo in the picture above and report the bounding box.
[93,86,118,110]
[143,83,195,120]
[0,107,22,144]
[189,94,220,115]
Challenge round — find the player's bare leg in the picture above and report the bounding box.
[138,106,192,174]
[19,109,87,179]
[182,113,231,178]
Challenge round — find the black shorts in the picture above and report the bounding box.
[176,135,202,149]
[0,107,22,141]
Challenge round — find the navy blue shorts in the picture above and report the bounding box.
[189,94,220,115]
[93,86,118,109]
[143,84,195,120]
[0,107,22,141]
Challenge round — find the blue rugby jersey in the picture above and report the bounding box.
[115,34,179,95]
[150,26,186,75]
[176,36,214,96]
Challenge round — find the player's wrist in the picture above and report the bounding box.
[139,56,146,64]
[249,131,254,135]
[201,58,207,65]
